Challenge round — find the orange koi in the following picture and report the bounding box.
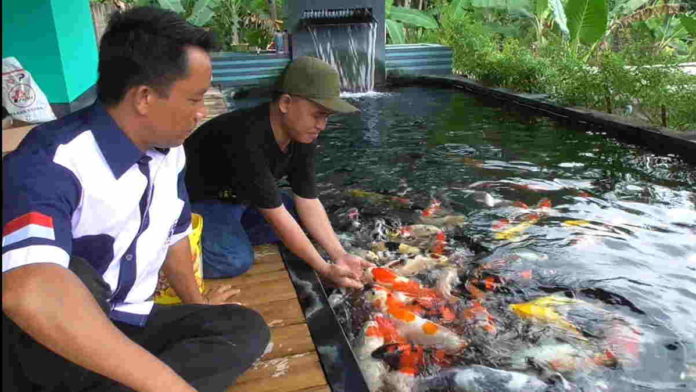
[513,201,530,209]
[536,198,552,209]
[520,212,541,223]
[462,300,497,334]
[492,218,510,231]
[422,199,443,217]
[430,231,447,255]
[366,267,441,299]
[465,280,487,300]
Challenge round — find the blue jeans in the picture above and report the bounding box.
[191,194,295,279]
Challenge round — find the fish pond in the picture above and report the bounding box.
[307,86,696,392]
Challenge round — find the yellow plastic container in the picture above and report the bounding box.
[154,213,205,305]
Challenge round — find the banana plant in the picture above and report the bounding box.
[565,0,608,53]
[386,0,439,44]
[136,0,220,26]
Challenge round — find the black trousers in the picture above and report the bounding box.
[2,256,270,392]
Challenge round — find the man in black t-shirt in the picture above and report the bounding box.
[185,56,371,289]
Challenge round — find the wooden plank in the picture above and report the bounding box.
[221,276,298,307]
[293,387,331,392]
[263,324,315,360]
[206,270,289,291]
[227,352,327,392]
[244,260,286,276]
[251,299,306,328]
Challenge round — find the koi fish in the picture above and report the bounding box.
[537,198,552,209]
[434,267,460,300]
[348,189,412,209]
[393,255,447,277]
[492,218,511,231]
[509,296,587,338]
[510,343,598,374]
[431,231,447,255]
[415,365,557,392]
[372,343,425,376]
[604,319,642,367]
[395,224,442,241]
[365,267,440,299]
[461,300,497,334]
[356,319,388,392]
[420,214,468,229]
[375,343,453,392]
[563,220,591,227]
[494,220,535,241]
[366,286,466,352]
[421,199,443,217]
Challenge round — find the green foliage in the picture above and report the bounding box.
[566,0,608,47]
[386,19,407,43]
[389,6,439,28]
[435,3,696,130]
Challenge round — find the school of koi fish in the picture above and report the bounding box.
[327,189,644,392]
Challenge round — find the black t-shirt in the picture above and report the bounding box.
[184,103,318,208]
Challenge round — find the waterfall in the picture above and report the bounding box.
[307,21,378,93]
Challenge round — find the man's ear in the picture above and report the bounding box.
[278,94,292,114]
[132,85,154,115]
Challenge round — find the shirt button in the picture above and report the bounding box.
[125,254,133,261]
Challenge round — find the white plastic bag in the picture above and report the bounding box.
[2,57,56,123]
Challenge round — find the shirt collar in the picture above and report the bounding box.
[88,102,169,179]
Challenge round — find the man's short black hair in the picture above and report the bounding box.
[97,6,216,106]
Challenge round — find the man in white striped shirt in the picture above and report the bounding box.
[2,7,269,392]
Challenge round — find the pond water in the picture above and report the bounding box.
[311,87,696,391]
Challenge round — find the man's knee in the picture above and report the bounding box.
[202,245,254,279]
[224,306,270,357]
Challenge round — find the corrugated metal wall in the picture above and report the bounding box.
[211,44,452,88]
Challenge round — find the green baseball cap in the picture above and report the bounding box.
[277,56,359,113]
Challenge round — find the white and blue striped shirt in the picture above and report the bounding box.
[2,102,192,326]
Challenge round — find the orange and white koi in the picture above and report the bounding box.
[366,286,466,352]
[461,300,497,334]
[434,267,460,300]
[421,199,443,217]
[376,343,452,392]
[393,254,448,277]
[356,319,389,392]
[365,267,441,299]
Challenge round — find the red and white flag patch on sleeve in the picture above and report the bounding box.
[2,212,55,247]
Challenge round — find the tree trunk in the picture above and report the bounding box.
[268,0,277,26]
[661,105,668,127]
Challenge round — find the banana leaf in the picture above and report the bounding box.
[386,19,406,43]
[389,6,439,29]
[188,0,219,26]
[680,15,696,39]
[157,0,185,13]
[566,0,607,46]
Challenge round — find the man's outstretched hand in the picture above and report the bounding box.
[319,254,374,289]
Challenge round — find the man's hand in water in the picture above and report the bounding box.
[336,253,374,279]
[319,254,373,289]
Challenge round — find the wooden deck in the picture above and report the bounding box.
[204,244,330,392]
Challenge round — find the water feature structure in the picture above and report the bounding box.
[286,0,386,92]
